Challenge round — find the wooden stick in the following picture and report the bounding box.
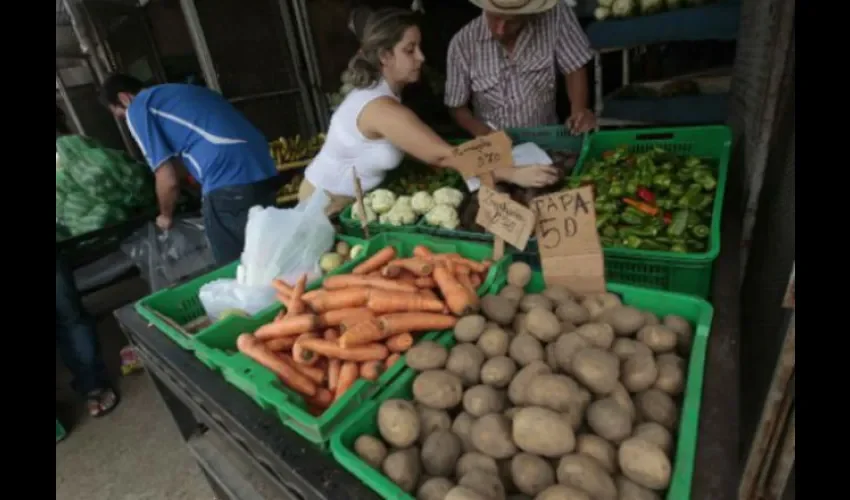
[352,166,370,239]
[480,172,504,260]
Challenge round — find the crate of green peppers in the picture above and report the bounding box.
[569,125,731,298]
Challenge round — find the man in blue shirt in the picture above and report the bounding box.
[100,74,279,265]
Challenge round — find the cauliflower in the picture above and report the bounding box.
[432,187,464,208]
[612,0,637,17]
[394,195,412,210]
[383,201,417,226]
[351,203,377,223]
[424,203,460,230]
[369,189,397,214]
[411,191,435,215]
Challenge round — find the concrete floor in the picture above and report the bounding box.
[56,276,214,500]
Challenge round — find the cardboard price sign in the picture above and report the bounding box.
[452,131,513,179]
[530,185,606,295]
[476,186,536,251]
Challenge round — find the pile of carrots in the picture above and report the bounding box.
[235,245,493,415]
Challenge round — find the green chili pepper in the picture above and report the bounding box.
[685,157,702,168]
[656,236,673,245]
[639,240,669,251]
[668,184,685,197]
[602,225,618,238]
[600,236,616,247]
[686,211,702,227]
[623,235,642,248]
[687,239,706,252]
[621,207,647,225]
[656,199,674,210]
[625,179,639,196]
[670,242,688,253]
[691,224,710,239]
[693,169,717,191]
[659,161,675,171]
[667,210,690,237]
[597,202,618,213]
[608,182,624,198]
[620,226,659,237]
[596,214,611,229]
[652,173,672,189]
[697,195,714,210]
[567,178,583,189]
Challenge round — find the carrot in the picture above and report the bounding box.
[275,293,290,308]
[304,288,371,312]
[335,361,359,400]
[318,308,374,328]
[287,273,308,316]
[420,288,439,300]
[469,273,482,289]
[360,360,384,381]
[412,245,435,259]
[623,197,659,216]
[305,388,334,409]
[274,309,287,321]
[366,289,447,315]
[338,318,385,347]
[323,274,417,293]
[324,329,341,390]
[385,332,414,353]
[292,333,320,365]
[414,276,436,289]
[385,353,401,369]
[295,337,389,361]
[280,353,326,385]
[379,312,458,336]
[352,247,397,275]
[379,264,401,279]
[253,314,318,340]
[265,336,296,351]
[433,266,479,316]
[236,334,316,396]
[382,258,434,277]
[455,271,477,298]
[272,278,293,296]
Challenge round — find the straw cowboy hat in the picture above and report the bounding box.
[468,0,560,15]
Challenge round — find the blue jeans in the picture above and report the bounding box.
[202,177,278,266]
[56,255,109,397]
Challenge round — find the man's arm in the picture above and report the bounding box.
[154,160,181,219]
[565,66,590,114]
[554,2,594,114]
[445,35,493,137]
[125,102,180,222]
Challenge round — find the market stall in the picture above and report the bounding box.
[112,123,743,500]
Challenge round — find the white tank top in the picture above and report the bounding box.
[305,80,404,197]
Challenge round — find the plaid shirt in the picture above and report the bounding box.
[444,1,592,129]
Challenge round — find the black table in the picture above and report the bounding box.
[113,179,743,499]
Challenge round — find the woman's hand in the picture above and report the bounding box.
[502,165,560,188]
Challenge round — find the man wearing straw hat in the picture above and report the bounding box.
[445,0,595,137]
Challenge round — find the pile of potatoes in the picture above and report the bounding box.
[352,262,694,500]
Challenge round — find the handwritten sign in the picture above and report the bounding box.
[452,131,513,179]
[530,185,606,295]
[476,186,536,251]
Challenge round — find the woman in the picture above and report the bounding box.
[300,7,559,215]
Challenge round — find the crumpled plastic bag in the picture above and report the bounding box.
[121,216,215,292]
[198,278,278,321]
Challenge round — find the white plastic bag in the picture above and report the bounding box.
[464,142,555,192]
[198,279,278,321]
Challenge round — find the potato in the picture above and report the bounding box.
[477,327,510,358]
[500,284,526,304]
[452,412,476,452]
[571,347,620,395]
[470,413,517,459]
[555,300,590,325]
[601,306,646,336]
[581,293,622,319]
[421,430,462,477]
[445,485,489,500]
[523,308,562,343]
[519,294,554,312]
[545,343,558,371]
[609,383,637,422]
[459,469,506,500]
[556,454,617,500]
[616,476,661,500]
[635,389,679,430]
[455,315,487,343]
[378,399,421,447]
[622,354,659,393]
[553,332,589,373]
[463,385,506,417]
[636,325,678,353]
[407,341,450,371]
[654,354,685,395]
[504,407,522,421]
[663,314,693,355]
[535,484,591,500]
[612,338,653,361]
[510,453,555,496]
[574,323,615,349]
[418,477,455,500]
[586,398,632,443]
[618,438,672,491]
[418,405,452,440]
[446,344,486,387]
[509,333,545,366]
[633,422,673,454]
[413,370,464,409]
[383,447,421,493]
[576,434,617,474]
[561,320,577,334]
[480,356,517,388]
[513,313,528,336]
[542,285,574,304]
[496,459,516,497]
[354,435,387,469]
[456,451,499,478]
[642,311,660,326]
[512,406,576,458]
[526,374,583,412]
[507,262,532,288]
[508,361,551,405]
[482,295,519,325]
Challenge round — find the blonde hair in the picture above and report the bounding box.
[341,8,420,89]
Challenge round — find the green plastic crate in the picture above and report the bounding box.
[331,274,714,500]
[571,125,732,298]
[56,419,66,443]
[192,232,510,446]
[135,234,366,350]
[338,204,421,238]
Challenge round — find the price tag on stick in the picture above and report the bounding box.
[451,131,513,179]
[351,166,370,239]
[476,185,536,251]
[530,185,607,295]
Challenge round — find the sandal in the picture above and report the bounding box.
[85,388,120,418]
